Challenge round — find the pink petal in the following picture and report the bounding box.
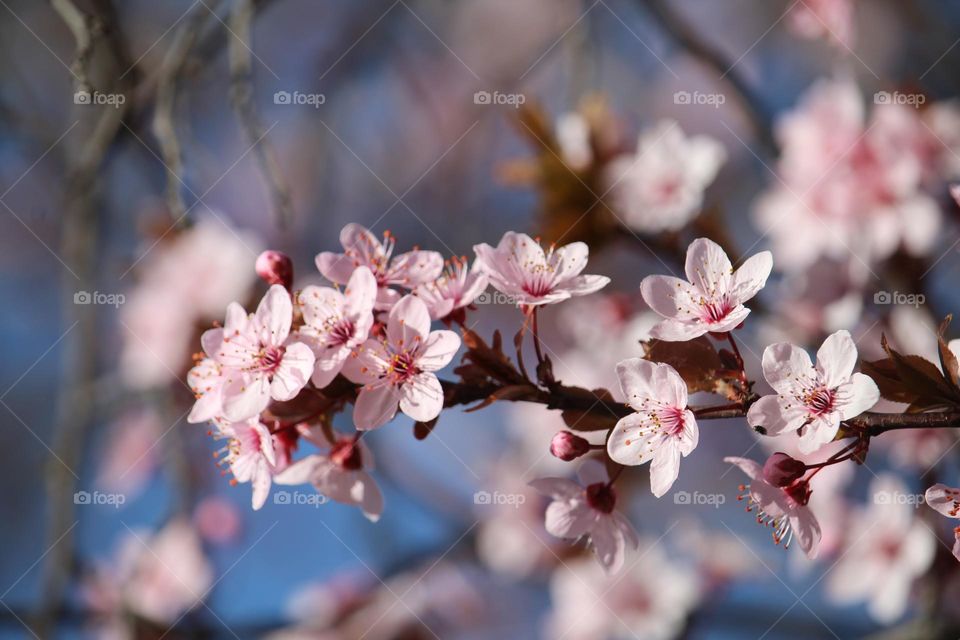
[649,318,710,341]
[222,375,271,421]
[387,295,432,347]
[729,250,773,304]
[590,516,627,574]
[796,414,842,454]
[270,342,315,401]
[551,242,589,282]
[315,252,356,284]
[649,442,681,498]
[723,456,761,480]
[746,394,808,436]
[387,250,444,287]
[250,460,271,510]
[353,384,401,430]
[310,347,349,388]
[398,372,444,422]
[273,455,321,485]
[355,471,384,522]
[684,237,732,295]
[344,266,377,318]
[544,500,594,539]
[615,357,658,407]
[816,329,858,387]
[201,328,224,359]
[339,223,383,263]
[837,372,879,419]
[640,275,699,320]
[341,339,388,384]
[562,274,610,297]
[789,507,822,559]
[298,285,346,328]
[607,413,659,466]
[676,411,699,456]
[761,342,814,395]
[255,285,292,346]
[417,330,461,372]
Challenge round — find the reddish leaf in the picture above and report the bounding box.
[644,337,724,394]
[938,315,960,390]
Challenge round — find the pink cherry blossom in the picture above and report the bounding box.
[274,434,383,521]
[640,237,772,341]
[473,231,609,307]
[343,295,460,429]
[530,459,639,574]
[754,77,942,270]
[546,543,700,640]
[316,223,443,310]
[748,330,879,454]
[605,120,726,233]
[296,266,377,388]
[606,358,698,497]
[828,475,936,623]
[788,0,855,49]
[205,285,316,422]
[414,256,489,322]
[214,419,277,510]
[725,456,822,558]
[925,483,960,562]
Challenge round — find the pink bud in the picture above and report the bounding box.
[762,452,806,487]
[550,431,590,461]
[256,250,293,290]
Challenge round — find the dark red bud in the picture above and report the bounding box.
[256,250,293,290]
[762,452,807,487]
[550,431,590,461]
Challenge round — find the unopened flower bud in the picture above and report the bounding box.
[550,431,590,461]
[256,250,293,290]
[762,452,806,487]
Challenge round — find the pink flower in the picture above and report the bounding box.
[748,330,879,454]
[546,545,700,640]
[605,120,726,233]
[274,434,383,521]
[788,0,855,49]
[828,475,935,623]
[606,359,698,497]
[473,232,609,307]
[205,285,315,422]
[725,456,822,558]
[215,419,277,510]
[925,483,960,562]
[640,237,772,340]
[316,223,443,310]
[530,459,639,574]
[414,256,489,322]
[297,266,377,388]
[343,295,460,429]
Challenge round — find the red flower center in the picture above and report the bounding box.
[586,482,617,514]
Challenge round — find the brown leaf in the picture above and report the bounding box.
[881,333,958,403]
[414,417,438,440]
[561,409,620,431]
[465,384,536,412]
[861,358,919,404]
[643,337,724,394]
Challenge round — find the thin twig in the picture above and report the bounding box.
[228,0,295,229]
